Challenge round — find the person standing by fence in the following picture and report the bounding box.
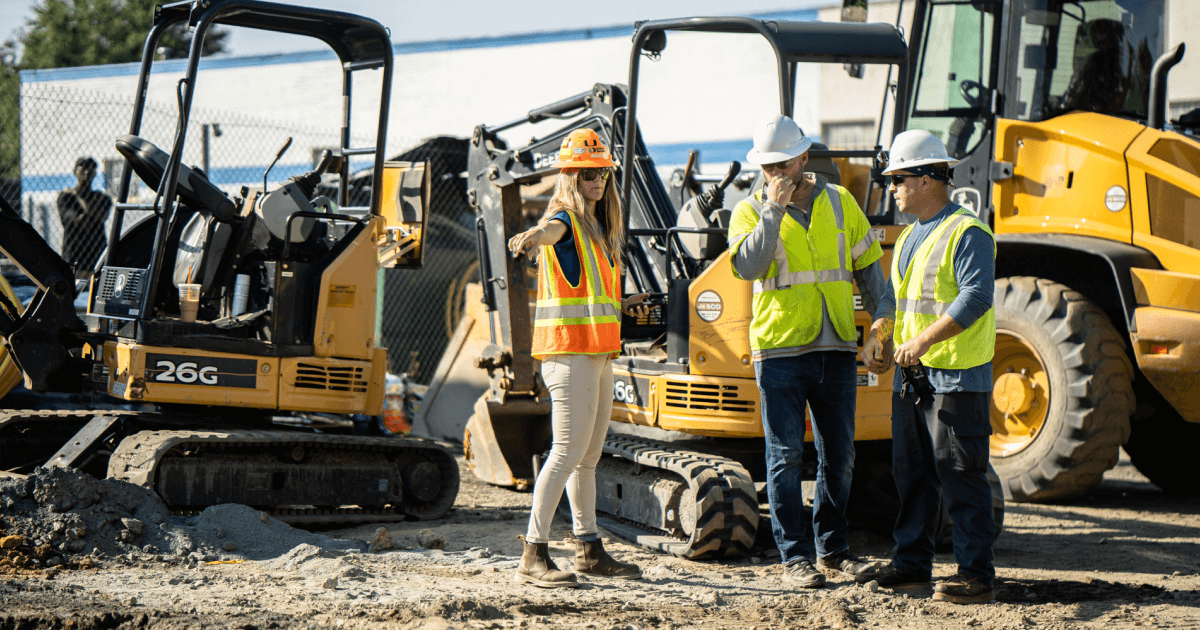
[56,157,112,277]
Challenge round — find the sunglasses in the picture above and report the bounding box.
[890,174,922,185]
[578,168,612,182]
[762,157,796,173]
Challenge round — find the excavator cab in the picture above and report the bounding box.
[0,1,456,524]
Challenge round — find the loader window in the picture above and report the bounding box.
[1013,0,1164,123]
[909,0,1000,159]
[1146,175,1200,251]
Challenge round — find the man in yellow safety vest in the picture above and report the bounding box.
[861,130,997,604]
[729,114,887,588]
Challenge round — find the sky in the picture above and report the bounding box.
[0,0,832,59]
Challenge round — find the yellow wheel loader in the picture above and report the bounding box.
[900,0,1200,499]
[0,0,458,523]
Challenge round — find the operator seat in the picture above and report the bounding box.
[114,135,238,298]
[1058,19,1128,114]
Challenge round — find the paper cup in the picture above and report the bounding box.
[178,283,201,323]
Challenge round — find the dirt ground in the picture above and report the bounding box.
[1,449,1198,630]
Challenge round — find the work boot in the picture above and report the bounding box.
[819,551,880,579]
[933,572,996,604]
[864,562,933,589]
[514,536,579,589]
[573,537,642,579]
[782,558,826,588]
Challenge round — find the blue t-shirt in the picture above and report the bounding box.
[875,203,994,393]
[549,211,582,286]
[548,211,612,286]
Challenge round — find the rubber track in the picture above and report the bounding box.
[599,435,758,560]
[109,429,460,521]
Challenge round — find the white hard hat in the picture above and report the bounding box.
[746,114,813,165]
[881,129,960,175]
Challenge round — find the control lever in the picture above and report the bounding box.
[262,137,293,194]
[696,160,742,219]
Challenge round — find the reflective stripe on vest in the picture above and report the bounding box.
[751,184,851,294]
[740,183,860,353]
[531,213,621,357]
[892,208,996,369]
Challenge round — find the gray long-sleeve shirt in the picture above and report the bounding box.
[874,202,994,393]
[731,176,887,359]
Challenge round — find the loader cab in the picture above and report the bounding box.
[903,0,1166,224]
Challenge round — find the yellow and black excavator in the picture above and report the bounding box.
[457,16,977,559]
[0,0,458,524]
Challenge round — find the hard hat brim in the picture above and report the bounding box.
[745,137,813,166]
[881,155,960,175]
[553,156,617,169]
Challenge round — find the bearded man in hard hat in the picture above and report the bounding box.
[860,129,997,604]
[729,114,887,588]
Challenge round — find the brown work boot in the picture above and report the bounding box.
[573,537,642,579]
[514,536,579,589]
[933,572,996,604]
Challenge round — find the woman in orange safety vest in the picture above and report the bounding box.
[507,128,651,589]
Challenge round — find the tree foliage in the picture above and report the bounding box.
[0,0,228,181]
[21,0,228,68]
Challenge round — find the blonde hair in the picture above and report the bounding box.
[540,169,624,260]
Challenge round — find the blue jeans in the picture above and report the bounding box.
[891,391,995,582]
[755,351,857,564]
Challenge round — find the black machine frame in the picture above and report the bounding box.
[109,0,396,323]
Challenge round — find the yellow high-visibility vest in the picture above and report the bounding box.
[728,184,883,358]
[891,207,995,369]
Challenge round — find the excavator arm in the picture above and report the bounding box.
[0,195,88,393]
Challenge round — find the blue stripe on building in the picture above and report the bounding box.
[21,9,816,83]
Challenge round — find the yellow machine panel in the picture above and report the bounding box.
[278,355,377,414]
[104,341,280,408]
[1125,127,1200,273]
[688,260,753,378]
[993,113,1143,241]
[314,217,382,360]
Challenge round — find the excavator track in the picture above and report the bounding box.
[109,430,460,522]
[594,435,758,560]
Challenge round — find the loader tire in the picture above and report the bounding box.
[1123,378,1200,495]
[990,277,1134,502]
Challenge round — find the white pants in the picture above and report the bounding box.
[525,353,614,544]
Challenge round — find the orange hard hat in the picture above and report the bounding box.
[553,128,616,169]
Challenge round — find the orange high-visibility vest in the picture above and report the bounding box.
[530,213,622,358]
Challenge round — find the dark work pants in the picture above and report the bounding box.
[755,351,857,564]
[891,390,995,582]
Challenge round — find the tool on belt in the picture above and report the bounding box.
[900,363,936,408]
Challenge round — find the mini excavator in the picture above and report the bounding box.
[460,17,947,559]
[0,0,458,524]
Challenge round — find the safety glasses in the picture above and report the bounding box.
[578,168,611,182]
[890,174,922,185]
[761,156,796,173]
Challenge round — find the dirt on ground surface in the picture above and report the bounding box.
[0,450,1197,630]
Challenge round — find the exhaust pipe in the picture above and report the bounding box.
[1148,43,1185,130]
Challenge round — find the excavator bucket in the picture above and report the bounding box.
[463,392,551,490]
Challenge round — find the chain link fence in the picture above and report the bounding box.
[2,82,478,385]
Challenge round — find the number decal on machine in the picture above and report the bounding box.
[154,361,219,385]
[145,353,259,388]
[612,376,651,407]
